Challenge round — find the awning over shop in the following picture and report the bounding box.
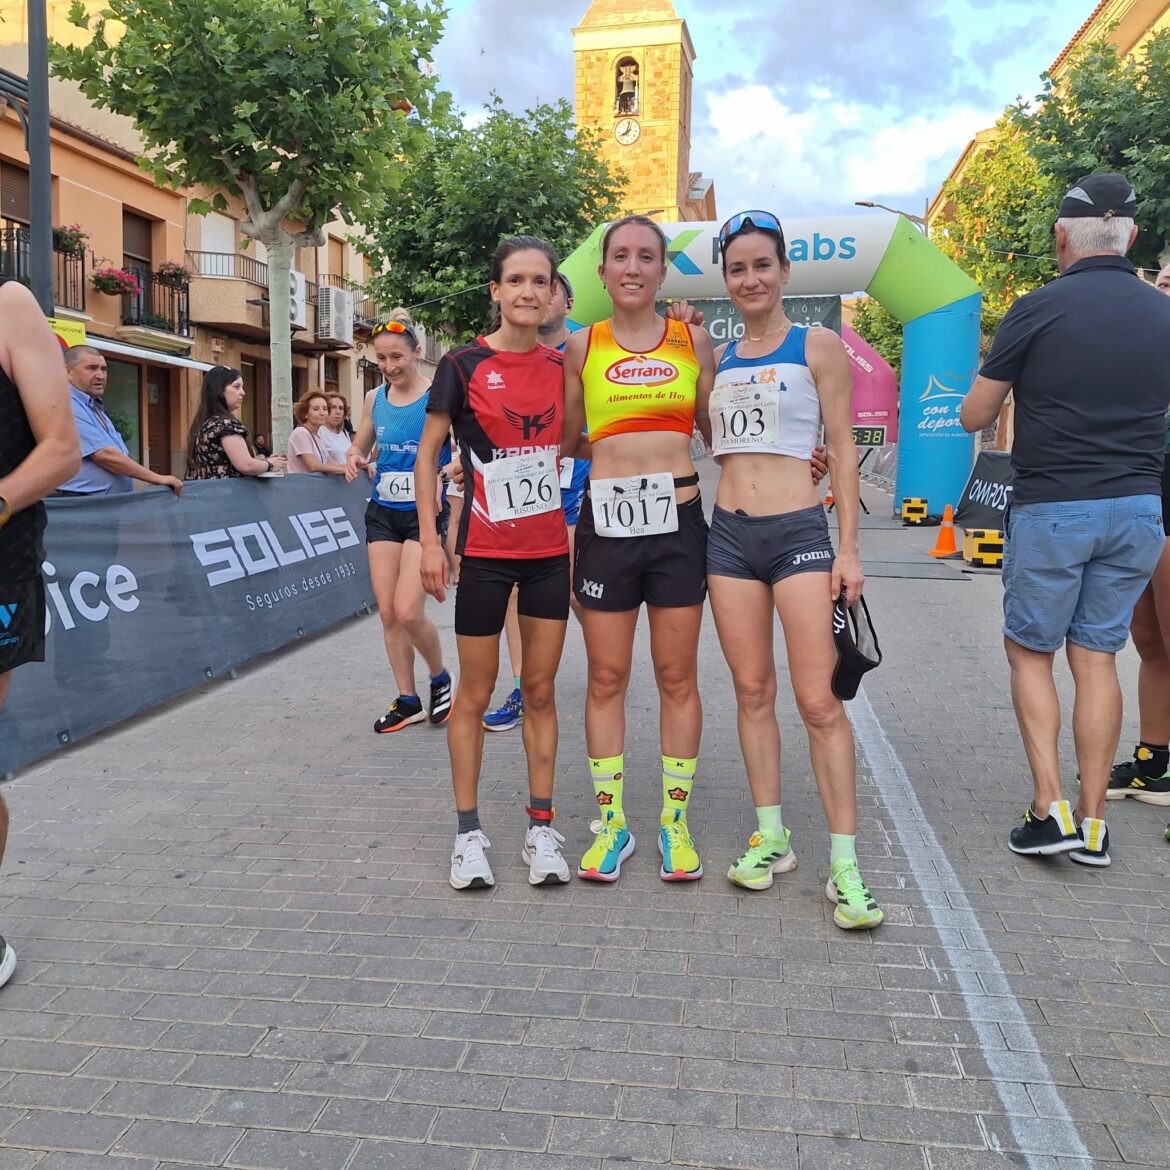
[90,337,214,371]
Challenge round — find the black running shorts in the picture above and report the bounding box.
[456,554,571,637]
[706,503,835,585]
[0,574,46,674]
[573,494,709,612]
[365,500,449,545]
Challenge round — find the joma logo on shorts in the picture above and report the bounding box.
[579,578,605,599]
[793,550,832,566]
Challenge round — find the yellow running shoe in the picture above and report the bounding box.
[658,811,702,881]
[577,811,635,883]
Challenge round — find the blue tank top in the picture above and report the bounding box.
[370,385,450,510]
[556,332,591,504]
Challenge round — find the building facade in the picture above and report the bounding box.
[573,0,715,221]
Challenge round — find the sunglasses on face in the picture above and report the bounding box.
[371,320,417,344]
[718,210,784,250]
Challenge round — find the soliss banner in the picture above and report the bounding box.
[0,476,375,774]
[954,449,1015,530]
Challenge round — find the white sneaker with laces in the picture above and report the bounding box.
[450,830,494,890]
[522,823,571,886]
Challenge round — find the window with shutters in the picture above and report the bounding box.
[122,210,153,270]
[0,161,31,228]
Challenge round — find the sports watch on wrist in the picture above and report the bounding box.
[0,494,11,531]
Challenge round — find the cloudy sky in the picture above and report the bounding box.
[432,0,1096,222]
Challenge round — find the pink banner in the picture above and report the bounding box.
[841,324,898,444]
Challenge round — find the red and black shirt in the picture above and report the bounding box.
[428,338,568,559]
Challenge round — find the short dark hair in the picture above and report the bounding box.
[490,235,559,285]
[601,215,667,264]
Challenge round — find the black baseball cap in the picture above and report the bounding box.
[555,272,573,301]
[1058,172,1138,220]
[831,595,882,701]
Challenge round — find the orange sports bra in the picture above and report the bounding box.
[581,318,700,442]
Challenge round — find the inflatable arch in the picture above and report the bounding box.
[559,216,982,514]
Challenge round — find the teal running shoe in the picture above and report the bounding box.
[658,810,702,881]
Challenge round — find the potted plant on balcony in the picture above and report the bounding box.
[91,267,141,297]
[155,259,192,288]
[52,224,90,256]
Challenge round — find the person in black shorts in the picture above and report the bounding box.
[416,237,572,890]
[345,314,454,733]
[1107,262,1170,838]
[0,277,83,990]
[561,216,716,886]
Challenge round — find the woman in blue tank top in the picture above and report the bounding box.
[705,210,882,930]
[345,317,453,735]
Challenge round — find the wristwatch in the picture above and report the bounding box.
[263,459,273,473]
[0,494,11,531]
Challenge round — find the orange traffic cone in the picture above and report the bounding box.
[928,504,960,558]
[824,484,835,511]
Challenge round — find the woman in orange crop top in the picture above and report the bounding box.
[562,215,715,885]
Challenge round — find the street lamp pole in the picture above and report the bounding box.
[854,200,929,236]
[27,0,54,315]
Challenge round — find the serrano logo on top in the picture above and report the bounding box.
[605,355,678,388]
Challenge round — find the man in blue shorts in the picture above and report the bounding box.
[962,172,1170,867]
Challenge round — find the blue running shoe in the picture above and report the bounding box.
[578,811,635,882]
[483,687,523,732]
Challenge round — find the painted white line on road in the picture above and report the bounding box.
[849,687,1095,1169]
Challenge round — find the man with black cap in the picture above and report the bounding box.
[962,172,1170,868]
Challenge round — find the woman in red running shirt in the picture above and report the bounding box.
[416,236,571,892]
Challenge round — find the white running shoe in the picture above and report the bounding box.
[450,830,494,890]
[522,824,571,886]
[0,935,15,991]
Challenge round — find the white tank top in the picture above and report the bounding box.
[709,325,821,461]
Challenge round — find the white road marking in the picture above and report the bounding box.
[849,686,1095,1168]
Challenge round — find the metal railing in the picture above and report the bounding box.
[1,224,86,311]
[54,247,85,312]
[0,224,30,284]
[122,264,190,335]
[185,250,269,286]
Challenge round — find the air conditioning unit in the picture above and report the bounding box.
[317,286,355,346]
[289,270,307,331]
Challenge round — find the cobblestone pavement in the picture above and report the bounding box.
[1,473,1169,1169]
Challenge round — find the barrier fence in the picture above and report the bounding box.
[0,476,375,774]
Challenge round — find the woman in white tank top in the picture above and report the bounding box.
[703,210,882,930]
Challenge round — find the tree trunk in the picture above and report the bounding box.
[265,233,296,453]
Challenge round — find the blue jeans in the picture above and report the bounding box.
[1002,495,1164,653]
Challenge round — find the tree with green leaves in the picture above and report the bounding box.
[363,96,626,340]
[51,0,445,448]
[934,114,1058,318]
[1016,31,1170,270]
[849,296,903,381]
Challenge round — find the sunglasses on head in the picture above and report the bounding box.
[371,320,417,343]
[718,210,784,249]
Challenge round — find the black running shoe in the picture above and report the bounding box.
[0,934,15,990]
[1106,752,1170,805]
[374,697,425,734]
[429,673,453,726]
[1008,800,1080,856]
[1069,817,1110,868]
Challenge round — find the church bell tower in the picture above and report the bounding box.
[573,1,713,221]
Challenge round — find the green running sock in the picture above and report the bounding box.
[661,755,696,824]
[830,833,857,869]
[756,804,783,839]
[590,754,624,821]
